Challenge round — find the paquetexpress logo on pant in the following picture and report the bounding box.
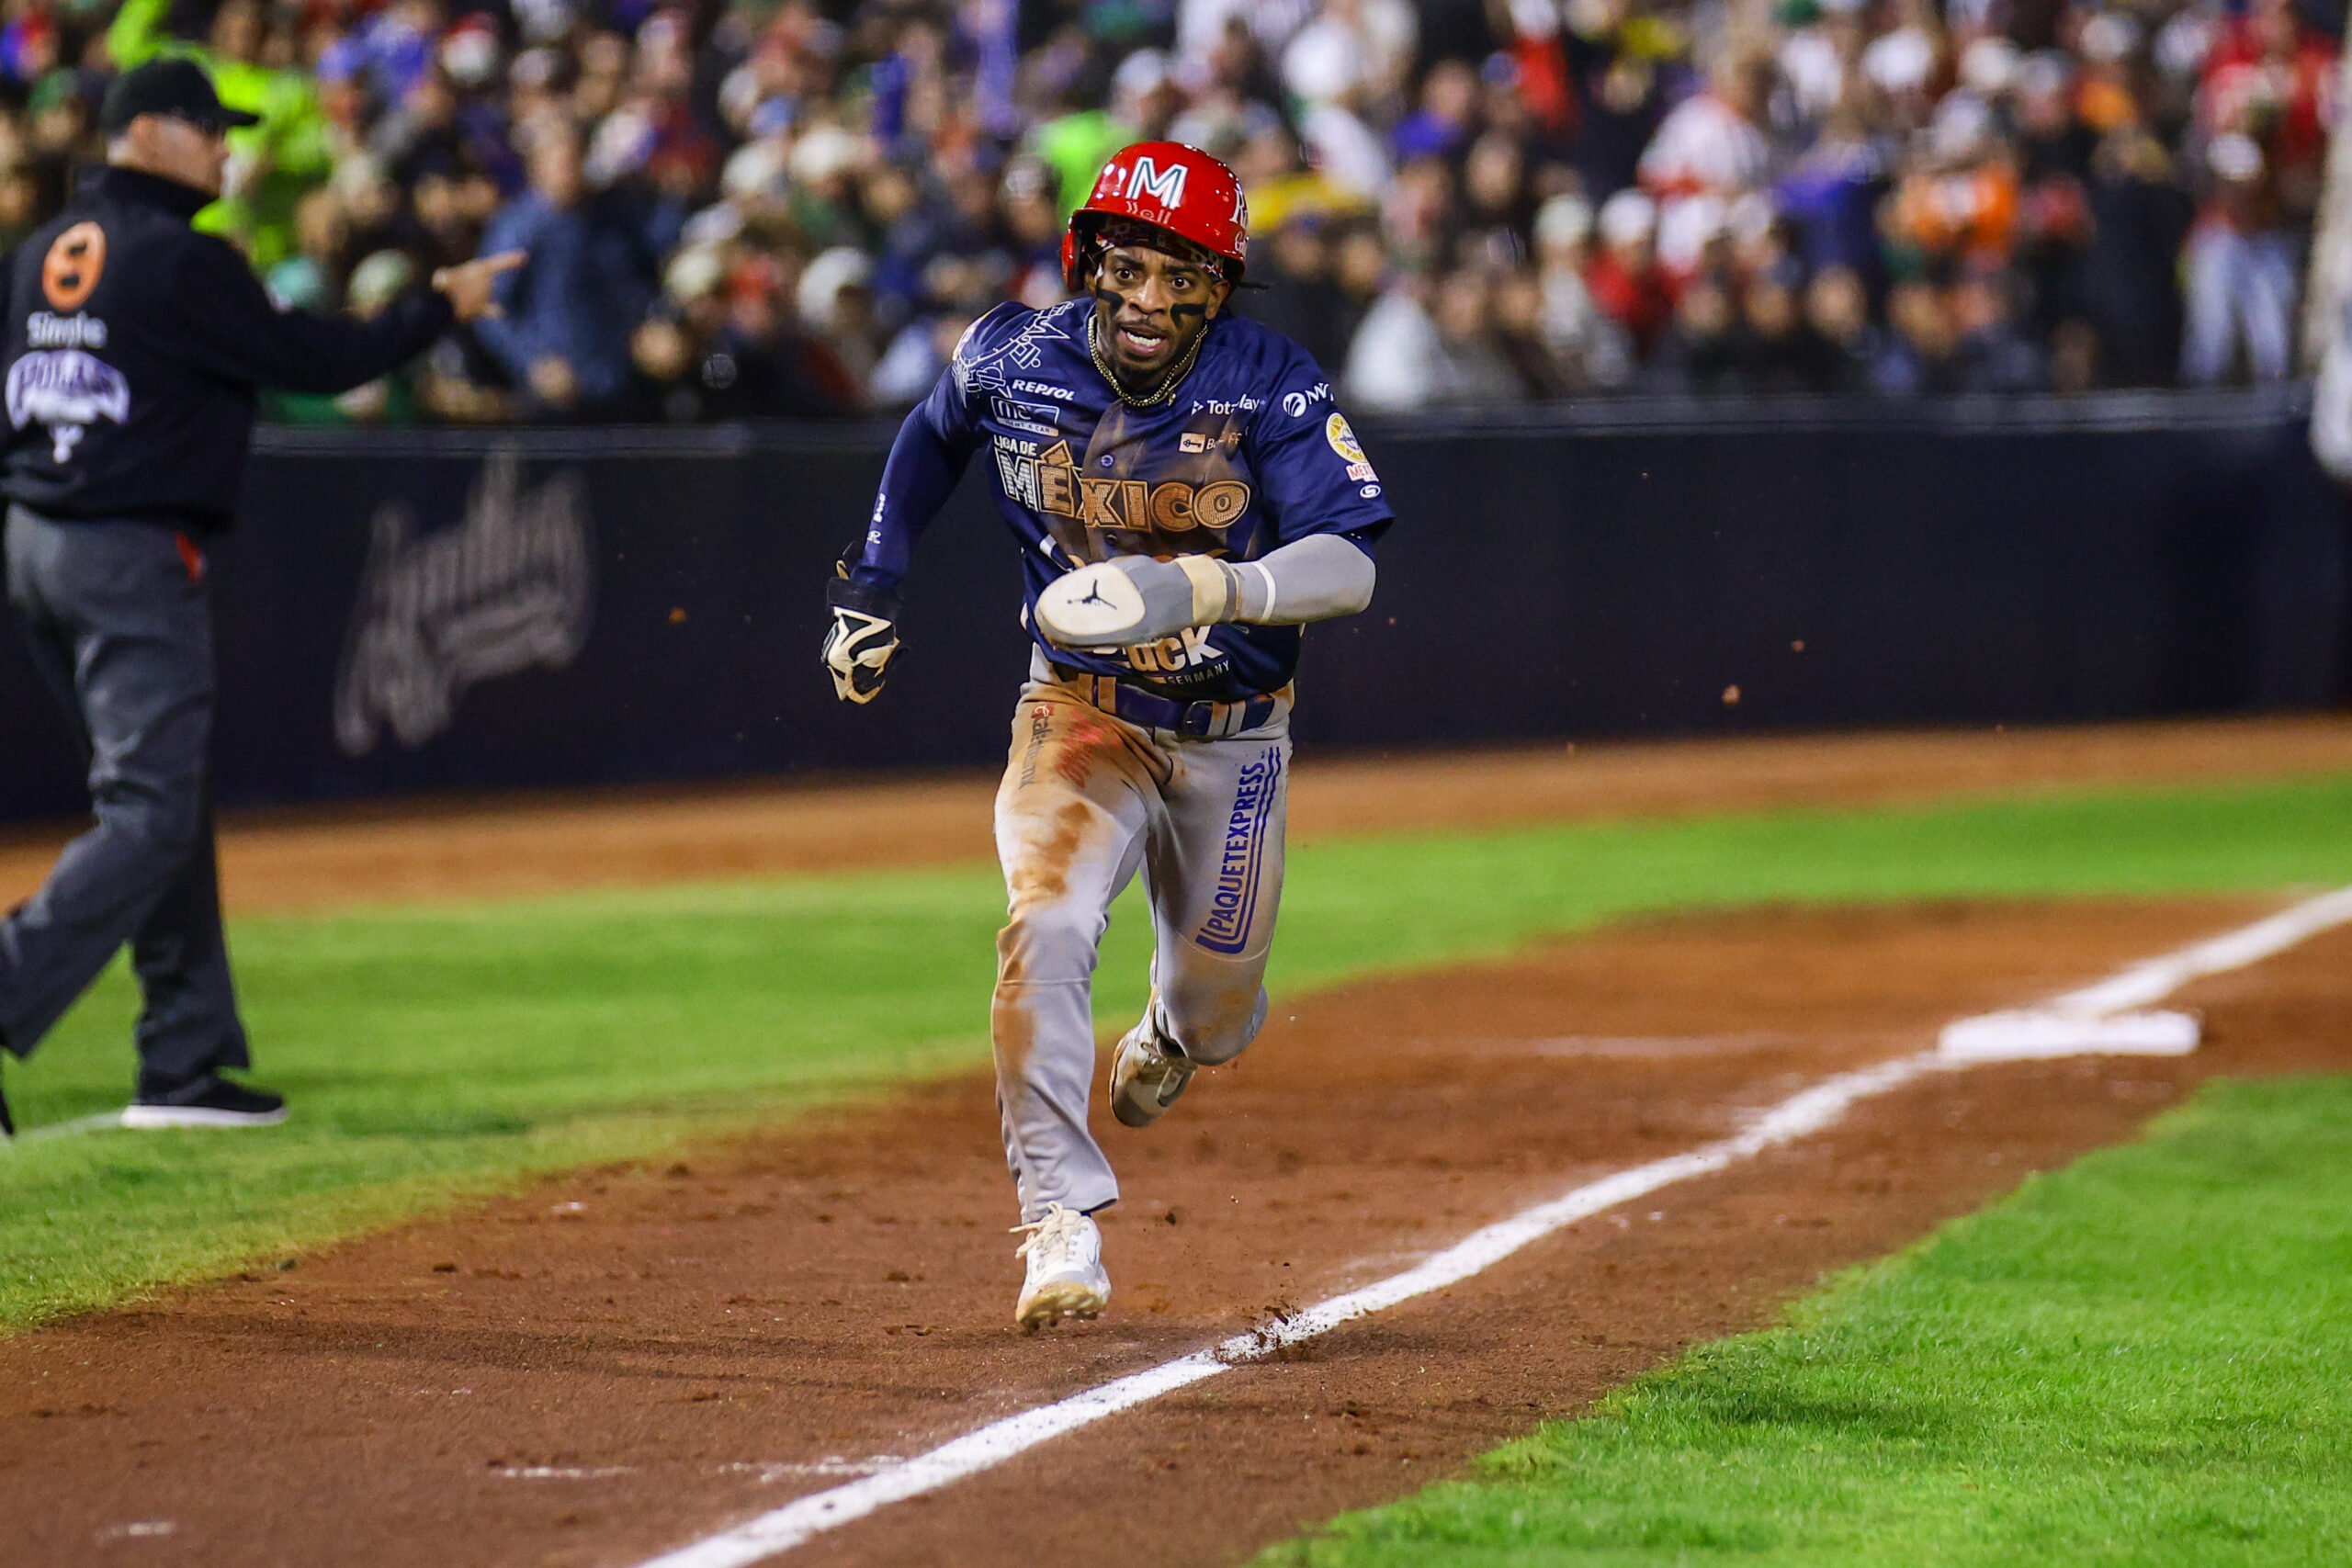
[1194,746,1283,955]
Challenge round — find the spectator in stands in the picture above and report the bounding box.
[1743,260,1845,394]
[1951,271,2051,393]
[337,250,432,425]
[1283,0,1413,200]
[1874,279,1960,395]
[1532,194,1633,390]
[1557,0,1675,201]
[1329,218,1390,348]
[269,186,349,315]
[1344,259,1532,408]
[2011,56,2098,359]
[799,245,879,398]
[0,156,46,251]
[1884,96,2020,280]
[1777,107,1883,284]
[2180,132,2299,387]
[1638,44,1773,286]
[1029,60,1133,220]
[1392,57,1479,164]
[2083,124,2195,386]
[1341,267,1442,410]
[2200,0,2337,228]
[1804,265,1883,394]
[1250,211,1355,372]
[1491,264,1577,400]
[0,0,2312,416]
[1644,270,1745,395]
[1428,265,1523,402]
[1588,187,1672,359]
[476,120,669,418]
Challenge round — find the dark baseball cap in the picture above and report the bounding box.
[99,58,261,137]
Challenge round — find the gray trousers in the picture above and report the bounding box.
[1,506,247,1088]
[991,667,1290,1222]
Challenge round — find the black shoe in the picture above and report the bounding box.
[122,1074,287,1130]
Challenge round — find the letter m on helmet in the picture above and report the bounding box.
[1127,156,1187,208]
[1063,141,1250,290]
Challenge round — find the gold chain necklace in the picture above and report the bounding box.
[1089,313,1206,409]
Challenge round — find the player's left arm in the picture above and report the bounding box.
[1037,355,1389,650]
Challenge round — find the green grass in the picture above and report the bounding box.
[5,772,2352,1331]
[1258,1074,2352,1567]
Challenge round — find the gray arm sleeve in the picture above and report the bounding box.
[1037,536,1379,649]
[1227,534,1377,625]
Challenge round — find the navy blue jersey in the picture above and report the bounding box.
[854,298,1392,703]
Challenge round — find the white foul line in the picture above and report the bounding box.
[620,883,2352,1568]
[632,1055,1938,1568]
[2051,884,2352,1016]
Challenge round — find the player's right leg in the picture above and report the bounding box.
[122,792,282,1129]
[991,676,1163,1325]
[127,797,246,1089]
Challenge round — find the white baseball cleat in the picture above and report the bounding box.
[1108,1012,1195,1129]
[1012,1202,1110,1330]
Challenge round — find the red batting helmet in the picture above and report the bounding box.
[1060,141,1249,292]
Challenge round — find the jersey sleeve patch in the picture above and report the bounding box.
[1323,412,1376,481]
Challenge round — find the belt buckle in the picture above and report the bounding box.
[1178,700,1217,738]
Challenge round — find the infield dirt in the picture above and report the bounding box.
[4,715,2350,912]
[6,893,2349,1568]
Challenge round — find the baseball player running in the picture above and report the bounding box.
[823,142,1391,1328]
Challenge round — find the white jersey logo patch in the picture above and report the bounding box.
[953,300,1081,397]
[6,347,129,464]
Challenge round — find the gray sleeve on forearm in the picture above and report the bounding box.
[1228,534,1377,625]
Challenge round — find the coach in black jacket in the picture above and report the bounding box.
[0,59,517,1135]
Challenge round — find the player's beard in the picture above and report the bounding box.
[1088,308,1208,409]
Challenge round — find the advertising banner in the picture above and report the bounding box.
[1,392,2342,823]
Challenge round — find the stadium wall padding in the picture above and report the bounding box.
[1,389,2345,822]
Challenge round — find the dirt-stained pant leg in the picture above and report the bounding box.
[1143,718,1290,1067]
[992,682,1163,1222]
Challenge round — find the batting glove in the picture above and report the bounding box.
[822,552,901,705]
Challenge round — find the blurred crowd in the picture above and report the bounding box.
[1,0,2340,420]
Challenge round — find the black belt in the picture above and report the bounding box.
[1048,662,1283,739]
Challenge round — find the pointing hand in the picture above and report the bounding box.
[432,252,526,322]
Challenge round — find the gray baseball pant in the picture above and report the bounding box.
[1,506,248,1088]
[991,667,1290,1223]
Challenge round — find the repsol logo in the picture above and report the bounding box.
[994,440,1250,535]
